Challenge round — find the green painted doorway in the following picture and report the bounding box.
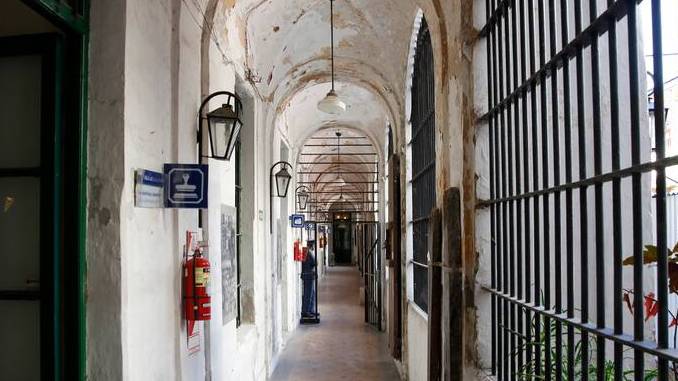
[1,1,89,380]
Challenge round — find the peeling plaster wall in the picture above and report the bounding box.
[87,0,126,378]
[397,1,477,379]
[87,0,299,379]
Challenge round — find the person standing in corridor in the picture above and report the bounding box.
[301,241,317,318]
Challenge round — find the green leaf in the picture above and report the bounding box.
[623,245,661,266]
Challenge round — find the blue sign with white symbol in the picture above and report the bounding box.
[164,164,208,209]
[290,214,305,228]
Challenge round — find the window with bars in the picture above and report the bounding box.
[478,0,674,379]
[409,17,435,313]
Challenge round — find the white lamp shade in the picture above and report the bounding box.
[318,89,346,114]
[335,175,347,187]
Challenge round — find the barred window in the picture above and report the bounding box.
[478,0,675,379]
[409,17,435,313]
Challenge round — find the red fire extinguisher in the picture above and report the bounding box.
[183,248,211,321]
[294,240,304,262]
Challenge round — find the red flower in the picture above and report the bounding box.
[644,293,659,321]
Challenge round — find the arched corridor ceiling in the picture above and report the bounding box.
[228,0,421,220]
[231,0,418,147]
[237,0,416,101]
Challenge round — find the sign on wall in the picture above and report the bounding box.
[134,169,164,208]
[290,214,305,228]
[164,164,208,209]
[221,205,238,325]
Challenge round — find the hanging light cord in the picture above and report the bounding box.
[337,132,342,199]
[330,0,335,91]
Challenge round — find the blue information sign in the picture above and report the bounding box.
[164,164,208,209]
[135,169,164,208]
[290,214,305,228]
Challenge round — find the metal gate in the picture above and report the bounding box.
[357,221,381,329]
[480,0,674,379]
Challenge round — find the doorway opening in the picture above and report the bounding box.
[0,1,89,380]
[332,212,353,265]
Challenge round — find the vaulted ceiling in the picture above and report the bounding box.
[229,0,419,218]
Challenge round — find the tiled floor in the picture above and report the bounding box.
[269,266,401,381]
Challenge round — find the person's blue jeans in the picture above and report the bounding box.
[302,277,315,315]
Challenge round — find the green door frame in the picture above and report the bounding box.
[19,1,90,380]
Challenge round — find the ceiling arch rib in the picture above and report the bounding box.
[295,128,379,222]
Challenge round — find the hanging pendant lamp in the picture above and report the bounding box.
[335,131,347,187]
[318,0,346,114]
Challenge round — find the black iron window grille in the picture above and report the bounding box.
[480,0,673,379]
[410,18,436,313]
[235,139,242,327]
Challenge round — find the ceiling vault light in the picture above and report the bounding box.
[318,0,346,115]
[335,131,348,188]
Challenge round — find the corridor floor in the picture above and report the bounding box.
[269,266,401,381]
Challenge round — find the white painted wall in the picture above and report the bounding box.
[87,0,301,379]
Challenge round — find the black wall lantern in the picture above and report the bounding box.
[270,161,293,233]
[296,185,311,210]
[198,91,243,161]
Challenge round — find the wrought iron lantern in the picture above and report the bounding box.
[198,91,243,161]
[270,161,293,233]
[273,163,292,198]
[296,186,311,210]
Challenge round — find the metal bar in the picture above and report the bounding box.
[628,2,645,378]
[652,1,669,379]
[528,0,542,375]
[560,0,576,378]
[608,0,623,377]
[480,0,510,38]
[477,155,678,207]
[537,0,552,377]
[488,0,497,373]
[518,0,532,375]
[588,0,607,377]
[574,2,591,377]
[410,161,435,184]
[505,2,517,376]
[510,0,524,376]
[478,0,639,124]
[547,1,562,379]
[483,287,678,362]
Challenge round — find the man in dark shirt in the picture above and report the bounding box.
[301,241,317,318]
